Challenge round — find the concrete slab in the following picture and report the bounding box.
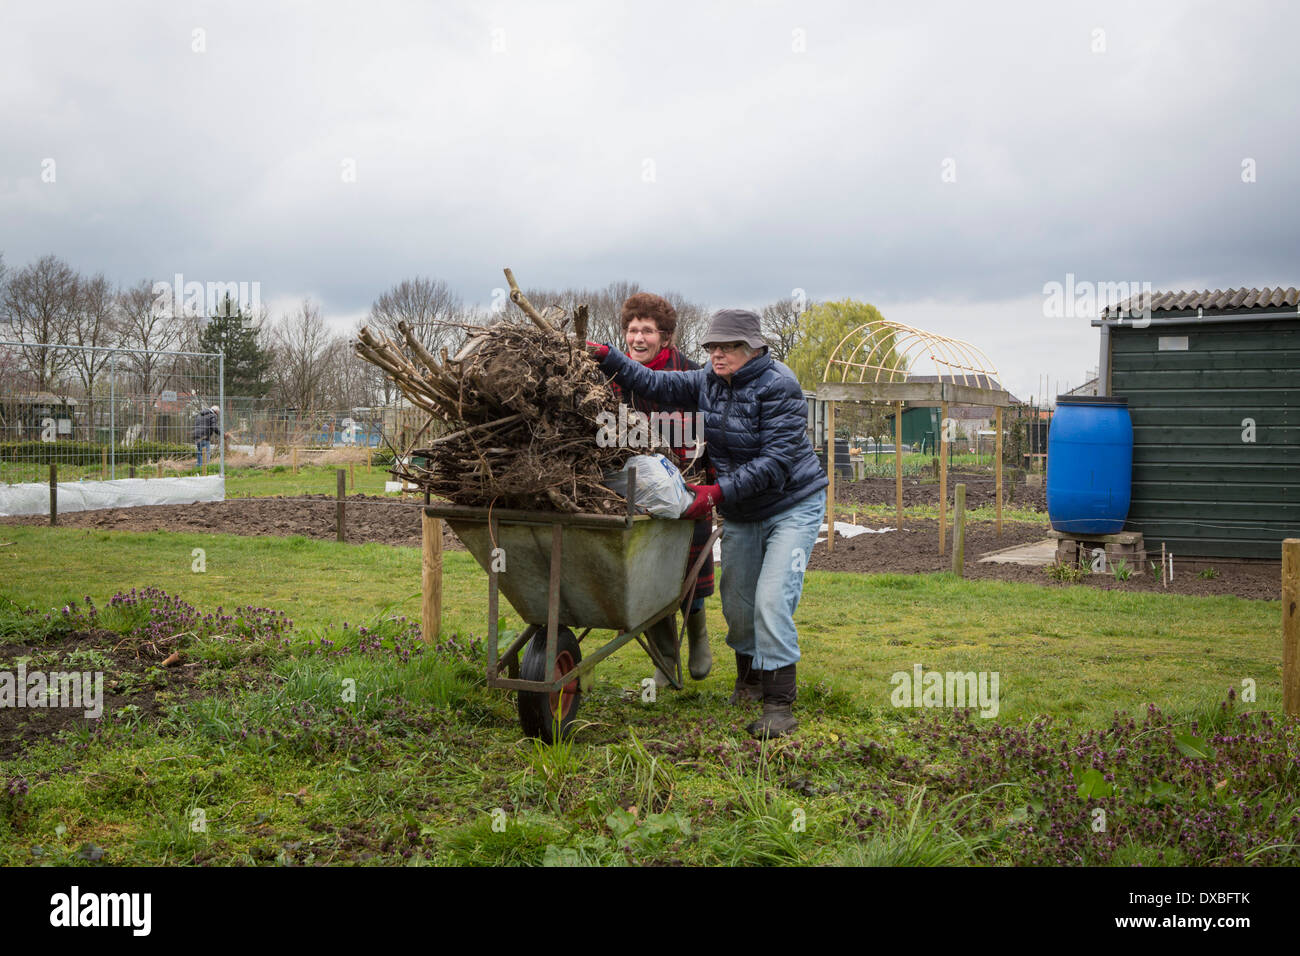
[977,538,1058,567]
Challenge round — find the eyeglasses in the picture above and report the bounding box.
[706,341,747,354]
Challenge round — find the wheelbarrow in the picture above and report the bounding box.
[424,472,721,742]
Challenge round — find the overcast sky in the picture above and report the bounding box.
[3,0,1297,402]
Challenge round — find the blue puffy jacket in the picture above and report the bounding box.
[599,347,827,521]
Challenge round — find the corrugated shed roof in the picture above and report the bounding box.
[1102,286,1300,317]
[906,373,1014,394]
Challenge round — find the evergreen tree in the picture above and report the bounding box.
[196,293,272,399]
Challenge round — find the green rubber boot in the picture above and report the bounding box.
[686,609,713,680]
[648,617,682,689]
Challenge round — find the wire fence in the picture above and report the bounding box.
[0,341,224,485]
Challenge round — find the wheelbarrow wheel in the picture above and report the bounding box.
[517,625,582,743]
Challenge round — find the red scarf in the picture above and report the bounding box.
[643,347,673,371]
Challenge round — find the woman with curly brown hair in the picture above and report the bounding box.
[614,292,715,688]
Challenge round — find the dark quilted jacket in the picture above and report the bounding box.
[192,408,220,442]
[599,347,827,521]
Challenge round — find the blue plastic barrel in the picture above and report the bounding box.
[1046,396,1133,534]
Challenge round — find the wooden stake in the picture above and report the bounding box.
[101,448,107,480]
[952,483,966,577]
[349,461,355,490]
[826,400,836,552]
[49,463,57,527]
[894,400,903,532]
[939,401,948,556]
[995,406,1003,537]
[1162,543,1167,588]
[1283,539,1299,717]
[292,446,299,474]
[336,469,346,543]
[421,511,443,644]
[129,464,136,479]
[367,445,372,472]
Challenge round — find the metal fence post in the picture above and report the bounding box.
[218,350,225,478]
[109,350,116,479]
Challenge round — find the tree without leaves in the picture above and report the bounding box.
[760,296,808,363]
[268,298,339,413]
[368,277,462,354]
[117,279,184,438]
[315,335,376,411]
[67,272,123,440]
[1,254,79,390]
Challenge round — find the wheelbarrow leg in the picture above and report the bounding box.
[545,523,562,685]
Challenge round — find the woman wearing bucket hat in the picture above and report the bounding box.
[588,308,827,737]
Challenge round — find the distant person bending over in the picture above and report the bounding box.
[193,405,221,471]
[588,309,827,738]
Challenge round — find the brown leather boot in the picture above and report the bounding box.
[747,664,798,738]
[686,609,712,680]
[729,652,763,705]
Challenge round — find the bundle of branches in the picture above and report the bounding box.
[354,269,635,513]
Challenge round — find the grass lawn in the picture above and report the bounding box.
[0,526,1291,866]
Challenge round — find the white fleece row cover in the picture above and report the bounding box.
[0,476,225,517]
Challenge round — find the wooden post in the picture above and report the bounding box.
[129,464,136,479]
[1161,543,1167,588]
[336,469,346,543]
[367,445,372,473]
[101,448,107,480]
[952,483,966,577]
[939,402,948,555]
[49,463,57,527]
[995,406,1003,537]
[422,511,443,644]
[826,400,836,552]
[292,446,299,474]
[894,400,904,531]
[1283,539,1299,716]
[349,461,355,490]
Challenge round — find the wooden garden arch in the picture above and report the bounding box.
[815,320,1013,553]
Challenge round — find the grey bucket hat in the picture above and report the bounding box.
[701,309,767,350]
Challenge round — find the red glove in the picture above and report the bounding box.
[586,341,609,359]
[682,483,723,519]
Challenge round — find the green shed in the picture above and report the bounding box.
[1094,287,1299,559]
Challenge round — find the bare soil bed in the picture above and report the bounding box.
[835,471,1047,512]
[812,519,1281,600]
[0,494,466,551]
[0,628,214,759]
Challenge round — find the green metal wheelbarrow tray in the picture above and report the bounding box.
[424,473,721,742]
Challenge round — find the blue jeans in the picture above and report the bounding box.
[719,491,826,671]
[196,439,210,469]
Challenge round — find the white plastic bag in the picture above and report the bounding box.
[602,454,694,518]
